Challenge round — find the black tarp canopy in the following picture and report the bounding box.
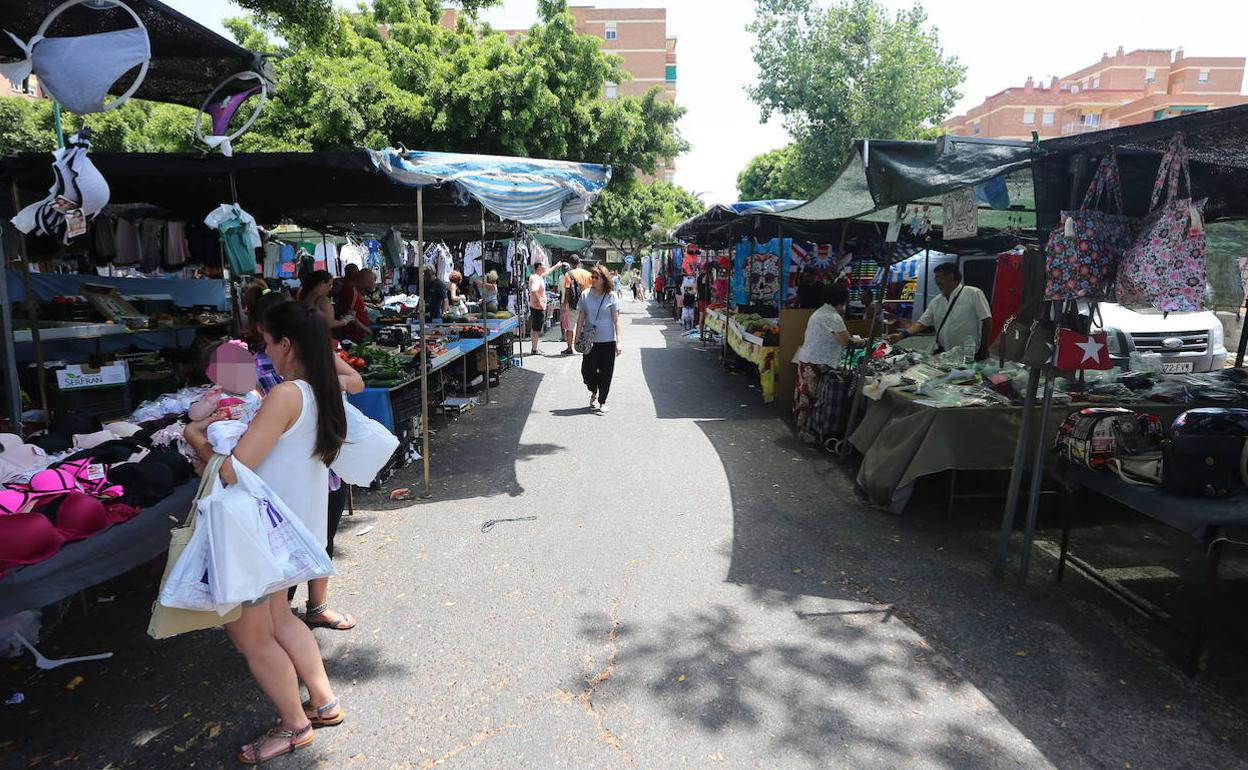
[777,136,1035,225]
[0,0,266,109]
[0,152,517,241]
[1033,103,1248,229]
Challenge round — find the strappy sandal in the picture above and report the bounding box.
[302,697,346,728]
[302,602,356,631]
[238,722,313,765]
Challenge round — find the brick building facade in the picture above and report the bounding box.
[941,47,1248,140]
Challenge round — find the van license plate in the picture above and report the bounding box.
[1162,362,1194,373]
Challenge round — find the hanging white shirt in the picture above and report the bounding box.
[917,283,992,352]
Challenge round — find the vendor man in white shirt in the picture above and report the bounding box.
[889,263,992,360]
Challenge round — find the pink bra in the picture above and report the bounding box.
[0,512,65,577]
[46,492,109,541]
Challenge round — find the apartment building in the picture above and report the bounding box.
[941,47,1248,139]
[7,73,43,100]
[442,5,678,180]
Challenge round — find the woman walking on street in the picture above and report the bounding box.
[576,265,623,413]
[184,302,348,764]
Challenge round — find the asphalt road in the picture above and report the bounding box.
[3,298,1248,769]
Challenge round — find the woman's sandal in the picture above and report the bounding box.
[303,697,346,728]
[302,603,357,631]
[238,722,314,765]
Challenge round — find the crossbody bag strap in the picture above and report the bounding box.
[934,286,964,345]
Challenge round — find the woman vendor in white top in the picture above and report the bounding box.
[793,284,852,444]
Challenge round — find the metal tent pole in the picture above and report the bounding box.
[1235,300,1247,368]
[0,237,23,434]
[993,365,1042,577]
[1017,358,1057,585]
[480,204,491,405]
[418,189,431,498]
[10,183,48,423]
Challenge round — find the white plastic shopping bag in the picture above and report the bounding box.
[330,397,399,485]
[157,519,216,612]
[201,460,336,613]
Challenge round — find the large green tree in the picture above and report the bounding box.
[585,181,703,255]
[218,0,686,181]
[747,0,964,196]
[736,143,805,200]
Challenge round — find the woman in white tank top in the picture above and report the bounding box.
[184,302,348,765]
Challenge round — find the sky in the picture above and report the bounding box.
[167,0,1248,204]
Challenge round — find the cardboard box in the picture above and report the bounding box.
[55,362,129,391]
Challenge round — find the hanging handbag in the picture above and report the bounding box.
[147,455,241,639]
[997,316,1029,366]
[1056,329,1112,370]
[1116,133,1209,312]
[1043,149,1139,300]
[574,292,607,354]
[1021,319,1057,367]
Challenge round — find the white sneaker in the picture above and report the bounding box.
[597,403,610,413]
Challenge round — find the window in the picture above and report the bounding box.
[665,64,677,82]
[1059,82,1071,91]
[1042,110,1055,126]
[1022,110,1035,125]
[1071,84,1080,94]
[604,83,618,99]
[604,23,617,41]
[1092,75,1100,88]
[1145,67,1156,84]
[972,120,981,135]
[664,171,676,184]
[1199,69,1210,83]
[1080,112,1101,126]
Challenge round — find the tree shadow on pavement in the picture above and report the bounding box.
[635,313,1248,769]
[353,366,546,509]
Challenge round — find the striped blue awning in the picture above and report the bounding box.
[368,149,612,228]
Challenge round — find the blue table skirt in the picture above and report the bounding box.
[347,388,396,433]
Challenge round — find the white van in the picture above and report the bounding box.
[1096,302,1228,373]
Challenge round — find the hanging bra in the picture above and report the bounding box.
[0,0,151,115]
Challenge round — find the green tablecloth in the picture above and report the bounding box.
[849,389,1198,512]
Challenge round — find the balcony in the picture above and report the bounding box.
[1061,119,1120,135]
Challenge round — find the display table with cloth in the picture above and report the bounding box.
[346,338,490,434]
[1050,462,1248,674]
[0,481,197,616]
[849,389,1196,512]
[728,320,780,402]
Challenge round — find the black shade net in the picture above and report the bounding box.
[0,151,516,242]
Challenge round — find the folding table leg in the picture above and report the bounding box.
[1187,540,1224,676]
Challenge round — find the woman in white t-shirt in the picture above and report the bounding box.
[793,284,851,444]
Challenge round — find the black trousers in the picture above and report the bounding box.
[581,341,617,404]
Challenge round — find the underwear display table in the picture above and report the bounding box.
[0,481,197,616]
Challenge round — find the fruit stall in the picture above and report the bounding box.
[704,305,782,402]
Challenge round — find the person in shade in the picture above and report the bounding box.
[575,264,623,413]
[184,302,349,765]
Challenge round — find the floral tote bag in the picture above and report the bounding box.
[1115,133,1208,313]
[1043,149,1139,300]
